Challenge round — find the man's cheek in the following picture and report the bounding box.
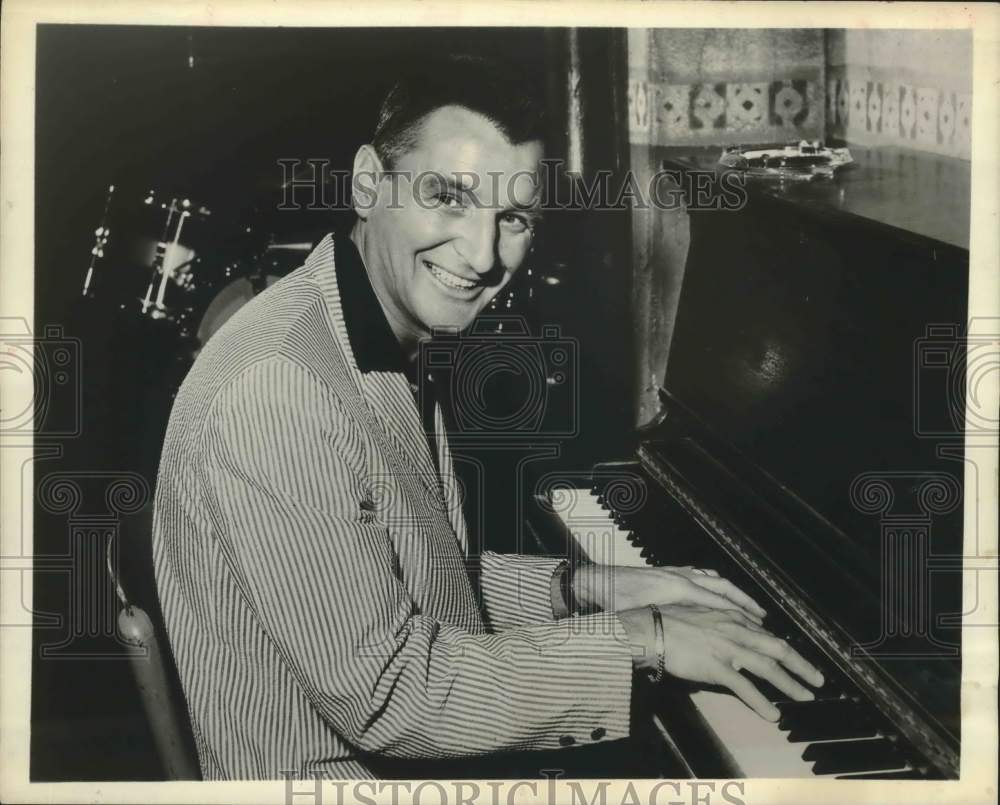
[498,243,529,274]
[397,210,441,250]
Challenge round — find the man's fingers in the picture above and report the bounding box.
[682,584,755,618]
[729,630,825,688]
[691,575,767,619]
[732,650,814,702]
[717,668,779,721]
[720,611,768,633]
[685,582,764,624]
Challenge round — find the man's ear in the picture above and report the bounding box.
[352,145,384,220]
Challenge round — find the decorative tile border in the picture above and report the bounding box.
[629,68,972,161]
[629,76,824,147]
[826,69,971,159]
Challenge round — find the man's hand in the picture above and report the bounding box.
[573,564,767,623]
[617,605,825,721]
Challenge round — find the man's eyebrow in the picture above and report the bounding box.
[508,196,542,211]
[429,172,543,214]
[426,173,475,194]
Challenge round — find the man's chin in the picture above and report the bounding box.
[418,304,481,336]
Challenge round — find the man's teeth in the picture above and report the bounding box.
[425,261,477,290]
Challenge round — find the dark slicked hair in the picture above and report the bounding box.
[372,54,547,169]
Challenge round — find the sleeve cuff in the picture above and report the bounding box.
[480,552,568,631]
[550,561,571,620]
[531,611,635,747]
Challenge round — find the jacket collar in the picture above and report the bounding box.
[333,230,417,382]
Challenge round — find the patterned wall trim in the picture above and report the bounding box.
[826,68,971,159]
[628,75,825,147]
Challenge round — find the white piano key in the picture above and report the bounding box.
[689,690,912,777]
[690,690,817,777]
[550,486,650,568]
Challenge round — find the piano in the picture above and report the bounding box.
[528,144,968,779]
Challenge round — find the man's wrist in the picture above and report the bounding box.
[550,561,596,618]
[569,561,601,614]
[616,606,657,674]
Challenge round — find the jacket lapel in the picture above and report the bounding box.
[311,235,448,510]
[435,404,470,555]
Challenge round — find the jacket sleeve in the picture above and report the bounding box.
[200,357,634,759]
[479,552,568,631]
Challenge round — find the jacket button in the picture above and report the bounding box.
[559,735,575,747]
[591,727,606,740]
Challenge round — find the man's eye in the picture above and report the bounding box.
[500,213,530,233]
[436,193,462,209]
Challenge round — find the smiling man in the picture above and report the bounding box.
[352,102,542,348]
[152,54,822,781]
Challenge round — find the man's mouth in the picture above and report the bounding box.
[422,260,480,292]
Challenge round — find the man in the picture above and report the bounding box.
[152,54,823,780]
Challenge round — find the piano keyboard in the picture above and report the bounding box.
[548,484,934,779]
[687,691,913,778]
[549,487,649,568]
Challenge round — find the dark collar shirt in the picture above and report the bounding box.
[334,231,415,381]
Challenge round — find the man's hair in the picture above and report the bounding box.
[372,54,546,169]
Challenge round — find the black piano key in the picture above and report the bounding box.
[793,667,845,702]
[779,701,878,742]
[628,499,702,548]
[809,677,845,702]
[802,738,904,775]
[744,674,788,703]
[779,697,871,727]
[787,719,879,743]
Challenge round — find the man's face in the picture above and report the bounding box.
[354,105,543,346]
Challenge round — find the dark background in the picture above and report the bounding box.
[32,25,634,780]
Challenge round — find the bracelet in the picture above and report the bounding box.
[647,604,666,683]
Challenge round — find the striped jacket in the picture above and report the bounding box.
[152,234,634,779]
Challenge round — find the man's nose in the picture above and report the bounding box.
[457,210,498,276]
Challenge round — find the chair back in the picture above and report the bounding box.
[114,504,201,779]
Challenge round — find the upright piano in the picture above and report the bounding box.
[531,145,969,779]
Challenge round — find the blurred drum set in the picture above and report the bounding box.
[81,182,311,360]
